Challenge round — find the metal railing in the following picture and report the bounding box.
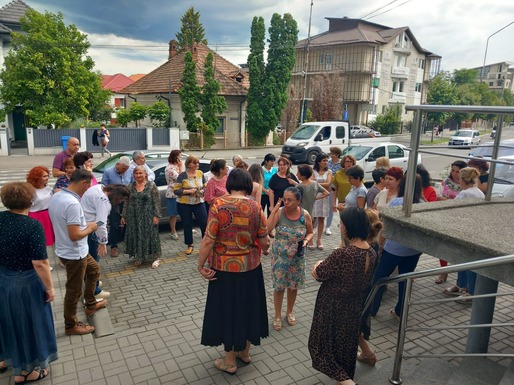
[362,253,514,385]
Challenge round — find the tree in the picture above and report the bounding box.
[453,68,479,85]
[176,6,207,52]
[246,13,298,145]
[0,9,110,128]
[147,101,171,127]
[280,86,301,133]
[369,105,402,135]
[89,104,113,123]
[179,51,201,132]
[310,74,343,121]
[128,102,147,127]
[201,52,227,148]
[116,108,131,127]
[427,71,457,125]
[246,16,267,144]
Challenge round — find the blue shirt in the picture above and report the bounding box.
[101,165,131,186]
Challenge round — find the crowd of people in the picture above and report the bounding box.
[0,138,492,385]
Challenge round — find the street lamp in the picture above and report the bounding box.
[480,20,514,82]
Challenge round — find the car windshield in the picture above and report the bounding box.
[454,131,473,137]
[469,145,514,158]
[92,154,124,173]
[494,161,514,185]
[290,125,320,140]
[342,146,373,161]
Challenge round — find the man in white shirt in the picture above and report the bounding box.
[128,151,155,182]
[49,169,105,335]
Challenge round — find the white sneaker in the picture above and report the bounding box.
[98,281,103,288]
[95,290,111,299]
[192,229,198,234]
[325,228,332,235]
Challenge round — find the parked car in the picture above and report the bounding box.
[491,155,514,198]
[350,125,381,137]
[341,143,421,182]
[448,129,481,147]
[468,139,514,159]
[92,150,170,175]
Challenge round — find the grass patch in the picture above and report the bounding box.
[420,137,449,145]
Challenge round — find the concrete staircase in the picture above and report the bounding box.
[355,357,514,385]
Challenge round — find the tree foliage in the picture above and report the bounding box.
[280,86,301,133]
[246,13,298,145]
[116,108,131,127]
[310,74,343,121]
[147,101,171,127]
[89,104,113,124]
[179,51,201,132]
[176,6,207,52]
[201,52,227,148]
[128,102,147,127]
[0,9,110,128]
[427,71,457,124]
[369,105,402,135]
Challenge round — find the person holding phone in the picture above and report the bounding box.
[81,184,130,298]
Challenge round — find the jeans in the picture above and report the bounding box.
[60,255,100,329]
[370,249,421,317]
[177,203,207,246]
[108,203,124,249]
[87,233,102,295]
[456,270,477,295]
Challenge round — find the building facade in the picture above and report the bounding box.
[472,61,514,93]
[291,17,441,125]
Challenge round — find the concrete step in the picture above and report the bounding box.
[447,357,506,385]
[498,358,514,385]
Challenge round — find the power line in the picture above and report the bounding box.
[360,0,402,19]
[365,0,413,20]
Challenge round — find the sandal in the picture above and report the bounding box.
[151,260,161,269]
[435,273,448,284]
[185,245,194,255]
[286,313,297,326]
[443,285,465,296]
[455,293,472,304]
[317,243,324,250]
[272,318,282,331]
[357,352,377,367]
[214,358,237,375]
[307,244,316,250]
[235,351,251,365]
[17,368,49,384]
[133,260,142,267]
[389,309,400,322]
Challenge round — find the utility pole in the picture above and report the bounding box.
[480,21,514,82]
[300,0,314,124]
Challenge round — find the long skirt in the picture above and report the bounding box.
[28,210,55,246]
[201,264,269,352]
[0,268,58,375]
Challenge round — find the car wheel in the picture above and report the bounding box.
[306,151,319,165]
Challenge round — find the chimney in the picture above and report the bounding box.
[168,40,178,60]
[191,43,198,61]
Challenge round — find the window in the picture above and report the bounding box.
[376,50,383,63]
[395,32,410,48]
[370,146,386,160]
[388,145,405,159]
[335,125,346,139]
[394,54,407,67]
[419,59,425,69]
[321,126,331,140]
[489,82,494,86]
[325,53,333,70]
[392,79,405,93]
[153,167,167,187]
[216,118,224,135]
[415,83,422,92]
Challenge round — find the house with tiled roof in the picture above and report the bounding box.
[121,40,248,148]
[291,17,441,125]
[0,0,30,145]
[101,73,135,124]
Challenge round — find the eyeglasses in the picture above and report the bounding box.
[191,161,199,164]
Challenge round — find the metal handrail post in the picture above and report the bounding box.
[485,114,504,201]
[390,278,413,385]
[403,110,423,217]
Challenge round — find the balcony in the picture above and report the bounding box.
[392,66,409,77]
[388,92,406,103]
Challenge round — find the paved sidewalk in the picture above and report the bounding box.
[1,224,513,385]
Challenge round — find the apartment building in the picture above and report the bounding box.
[291,17,441,125]
[472,61,514,93]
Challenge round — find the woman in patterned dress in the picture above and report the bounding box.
[197,169,270,375]
[268,187,314,331]
[309,207,377,385]
[312,153,332,250]
[121,165,162,268]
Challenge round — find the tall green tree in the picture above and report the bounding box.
[201,52,227,147]
[176,6,207,52]
[246,16,267,142]
[147,101,171,127]
[179,51,201,131]
[427,71,457,125]
[246,13,298,145]
[0,9,110,128]
[128,102,147,127]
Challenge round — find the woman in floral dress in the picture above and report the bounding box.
[121,165,162,268]
[268,187,314,331]
[312,153,332,250]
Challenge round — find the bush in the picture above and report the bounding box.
[369,105,402,135]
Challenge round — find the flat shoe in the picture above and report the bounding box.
[272,318,282,331]
[235,351,251,365]
[357,352,377,367]
[307,245,316,250]
[389,309,400,322]
[286,313,297,326]
[456,293,472,304]
[185,246,194,255]
[214,358,237,375]
[443,285,464,296]
[151,260,161,269]
[317,244,324,250]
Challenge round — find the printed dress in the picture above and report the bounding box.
[312,170,330,217]
[270,208,307,290]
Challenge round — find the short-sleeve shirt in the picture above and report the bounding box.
[174,170,206,205]
[48,188,89,260]
[52,150,72,172]
[297,181,327,215]
[0,212,47,271]
[204,176,228,204]
[268,172,299,206]
[345,184,367,207]
[333,170,351,202]
[206,196,268,272]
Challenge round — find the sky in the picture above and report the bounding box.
[2,0,514,76]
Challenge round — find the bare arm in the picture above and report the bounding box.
[303,211,314,247]
[268,189,275,211]
[52,167,65,177]
[67,222,97,241]
[32,259,55,302]
[267,201,282,233]
[197,235,217,281]
[357,196,366,208]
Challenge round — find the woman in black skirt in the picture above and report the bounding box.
[0,182,58,383]
[197,169,271,375]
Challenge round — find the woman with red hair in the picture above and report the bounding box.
[27,166,55,267]
[372,166,404,211]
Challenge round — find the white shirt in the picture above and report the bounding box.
[48,189,89,260]
[81,184,111,244]
[30,186,53,212]
[455,187,485,200]
[128,162,155,182]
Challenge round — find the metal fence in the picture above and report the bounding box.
[152,128,170,146]
[33,128,78,147]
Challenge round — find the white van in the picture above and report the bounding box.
[281,121,389,164]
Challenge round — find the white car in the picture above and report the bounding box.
[341,143,420,181]
[350,125,381,137]
[491,155,514,198]
[448,129,481,147]
[468,139,514,159]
